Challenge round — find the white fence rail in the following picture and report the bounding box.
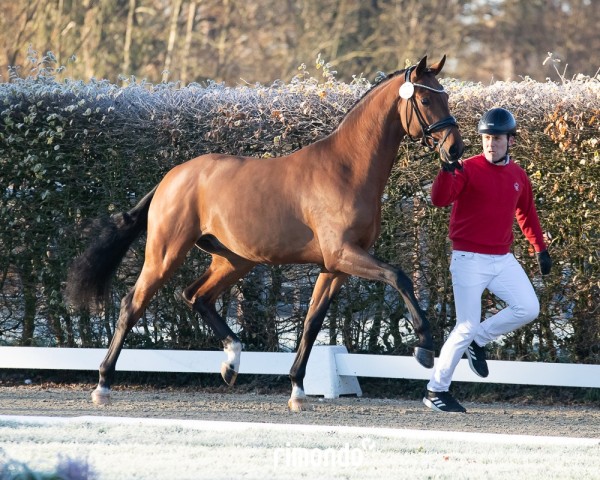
[1,346,599,398]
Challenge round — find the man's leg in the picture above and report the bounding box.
[473,253,539,346]
[427,251,491,392]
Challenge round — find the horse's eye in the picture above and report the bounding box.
[421,97,431,106]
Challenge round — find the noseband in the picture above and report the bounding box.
[401,66,458,150]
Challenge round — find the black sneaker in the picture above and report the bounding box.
[466,341,489,378]
[423,390,466,413]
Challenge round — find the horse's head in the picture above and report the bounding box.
[398,55,464,164]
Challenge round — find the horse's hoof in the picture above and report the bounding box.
[413,346,435,369]
[288,397,312,412]
[221,362,238,386]
[91,388,111,406]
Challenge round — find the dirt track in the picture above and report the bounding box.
[1,385,599,438]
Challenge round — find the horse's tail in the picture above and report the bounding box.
[66,186,158,310]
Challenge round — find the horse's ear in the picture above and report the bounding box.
[428,55,447,76]
[414,56,428,79]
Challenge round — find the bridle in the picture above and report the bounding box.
[400,66,458,151]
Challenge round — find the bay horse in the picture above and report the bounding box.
[67,55,464,411]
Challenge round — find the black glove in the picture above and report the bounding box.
[537,250,552,275]
[441,160,462,173]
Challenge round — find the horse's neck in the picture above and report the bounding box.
[328,79,404,189]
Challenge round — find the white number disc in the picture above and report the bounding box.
[399,82,415,99]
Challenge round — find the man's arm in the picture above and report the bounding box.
[431,163,466,207]
[516,175,552,275]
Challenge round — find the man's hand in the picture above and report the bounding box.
[537,250,552,275]
[441,160,462,173]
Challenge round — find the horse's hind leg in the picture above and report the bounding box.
[92,289,142,405]
[92,236,194,405]
[182,253,256,386]
[288,272,348,412]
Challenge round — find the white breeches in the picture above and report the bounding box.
[427,251,540,392]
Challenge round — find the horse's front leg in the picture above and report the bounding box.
[288,273,347,412]
[393,268,434,368]
[323,244,434,368]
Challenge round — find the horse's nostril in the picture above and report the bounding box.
[448,143,464,161]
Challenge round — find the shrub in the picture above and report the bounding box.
[1,54,598,363]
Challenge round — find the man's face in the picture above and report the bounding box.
[481,134,515,163]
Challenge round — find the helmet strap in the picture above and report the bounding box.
[491,134,512,165]
[492,154,509,165]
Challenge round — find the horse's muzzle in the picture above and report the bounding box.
[445,142,464,163]
[438,141,464,165]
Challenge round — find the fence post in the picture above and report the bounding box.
[303,345,362,399]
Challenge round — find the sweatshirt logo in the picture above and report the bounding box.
[514,182,520,191]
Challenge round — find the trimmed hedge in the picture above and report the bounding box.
[1,55,598,364]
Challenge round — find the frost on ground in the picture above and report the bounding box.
[1,415,599,480]
[1,386,600,479]
[0,416,600,479]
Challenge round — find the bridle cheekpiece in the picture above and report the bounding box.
[400,66,458,150]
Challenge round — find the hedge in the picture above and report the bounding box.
[1,54,598,364]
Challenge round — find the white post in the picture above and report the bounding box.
[303,345,362,399]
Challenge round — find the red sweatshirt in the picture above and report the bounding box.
[431,154,547,255]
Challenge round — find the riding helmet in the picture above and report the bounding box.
[477,108,517,136]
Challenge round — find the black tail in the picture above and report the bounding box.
[66,186,157,310]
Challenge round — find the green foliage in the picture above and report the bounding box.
[0,54,598,364]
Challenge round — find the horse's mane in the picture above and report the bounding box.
[335,68,407,127]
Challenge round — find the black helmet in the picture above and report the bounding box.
[477,108,517,136]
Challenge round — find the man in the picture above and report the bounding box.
[423,107,552,413]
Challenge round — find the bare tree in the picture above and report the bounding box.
[460,0,600,81]
[163,0,183,82]
[1,1,46,71]
[1,0,598,85]
[181,0,198,85]
[123,0,136,76]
